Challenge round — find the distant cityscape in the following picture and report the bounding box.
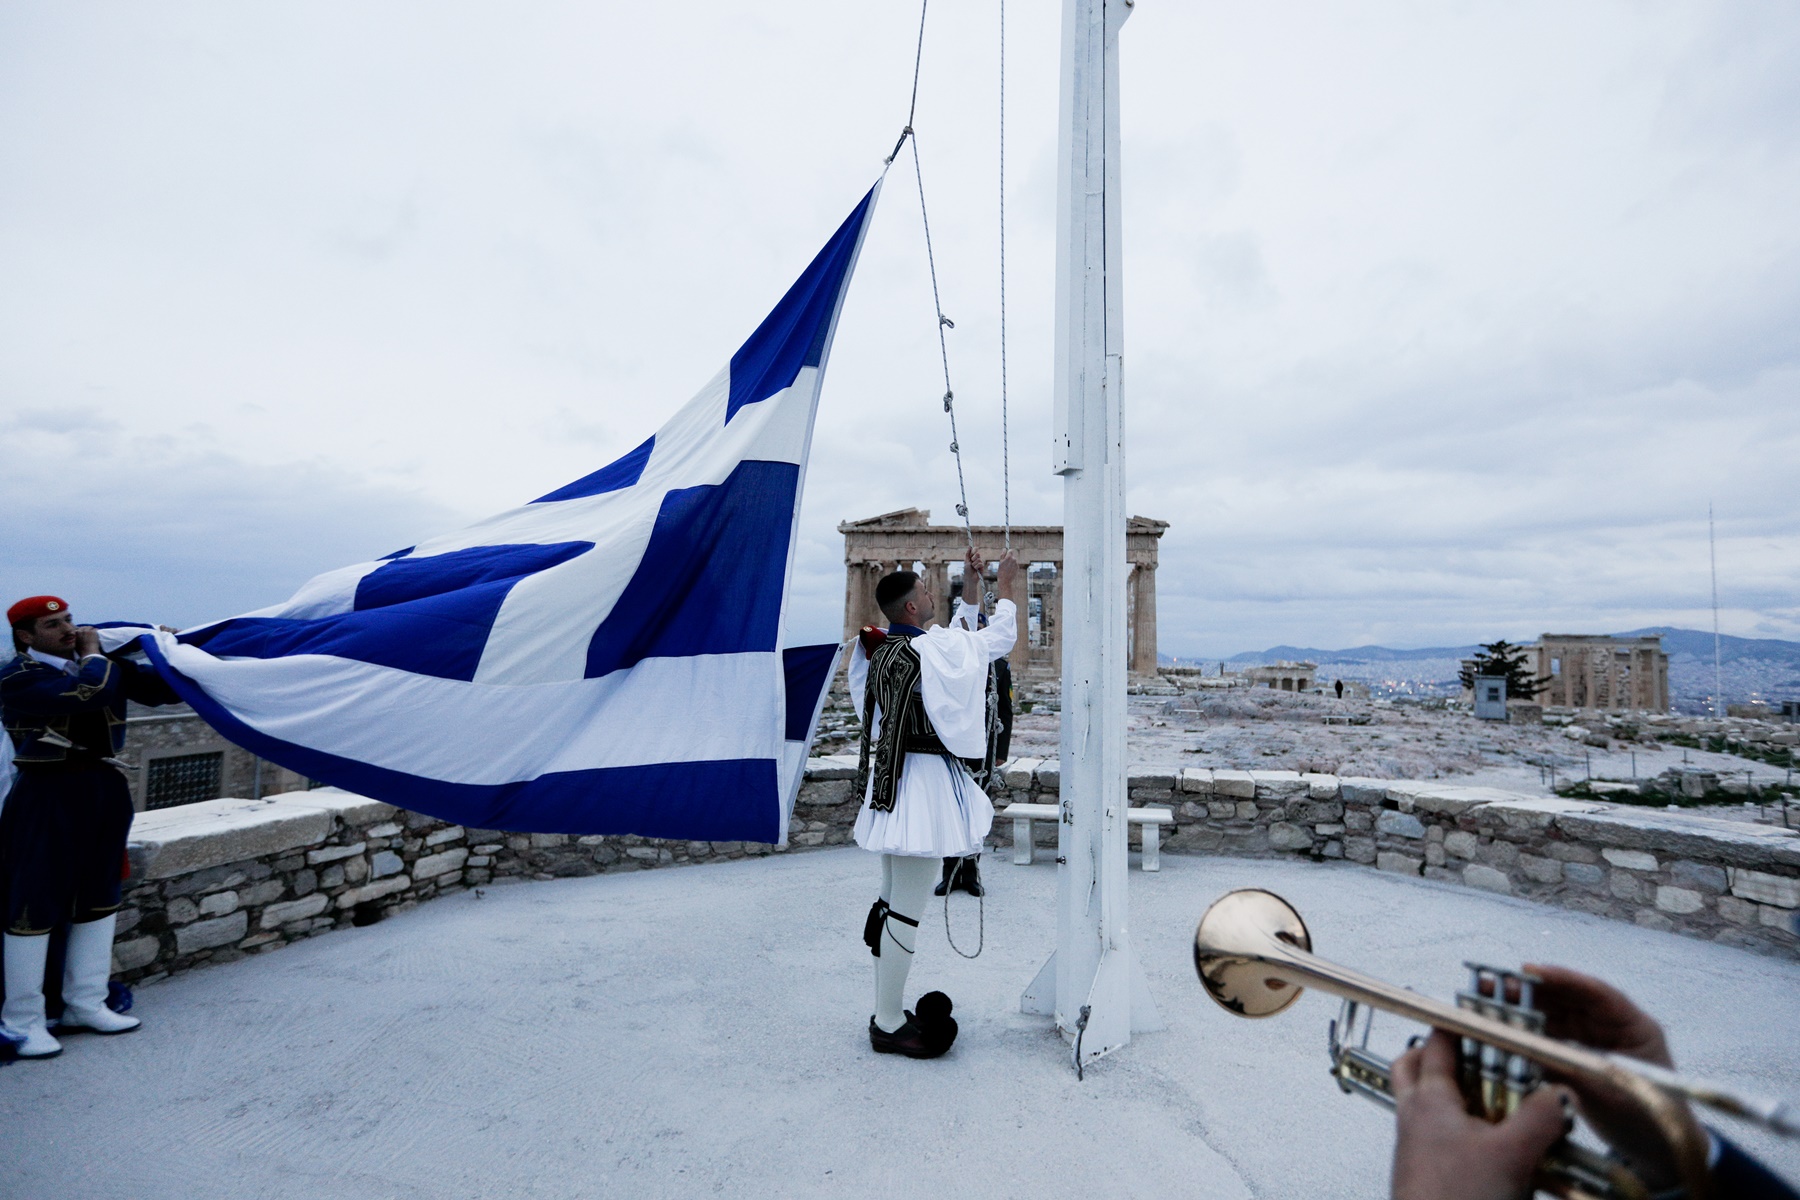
[1167,627,1800,712]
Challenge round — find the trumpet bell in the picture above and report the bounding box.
[1192,888,1313,1017]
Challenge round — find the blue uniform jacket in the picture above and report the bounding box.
[1716,1133,1800,1200]
[0,651,180,763]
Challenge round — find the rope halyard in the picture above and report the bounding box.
[874,0,1004,966]
[998,0,1012,552]
[910,134,975,547]
[904,0,928,129]
[889,0,975,547]
[880,0,927,166]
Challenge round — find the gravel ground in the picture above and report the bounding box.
[814,681,1796,829]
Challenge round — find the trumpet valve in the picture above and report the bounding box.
[1457,963,1547,1119]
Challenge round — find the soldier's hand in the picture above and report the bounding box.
[74,626,102,657]
[996,551,1020,591]
[964,546,986,589]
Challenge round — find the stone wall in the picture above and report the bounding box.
[986,758,1800,959]
[114,780,860,984]
[112,757,1800,983]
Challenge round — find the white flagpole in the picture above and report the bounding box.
[1022,0,1160,1067]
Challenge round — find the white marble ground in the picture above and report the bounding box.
[5,849,1798,1199]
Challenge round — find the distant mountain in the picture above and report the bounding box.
[1158,628,1800,706]
[1206,628,1800,666]
[1162,628,1800,707]
[1614,627,1800,666]
[1216,644,1476,664]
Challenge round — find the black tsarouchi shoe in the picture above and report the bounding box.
[869,1015,942,1059]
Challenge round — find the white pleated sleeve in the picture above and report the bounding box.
[912,599,1016,758]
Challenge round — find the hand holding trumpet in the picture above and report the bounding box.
[1393,966,1691,1200]
[1392,1030,1572,1200]
[1193,888,1800,1200]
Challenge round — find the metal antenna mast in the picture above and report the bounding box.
[1021,0,1160,1069]
[1710,503,1723,719]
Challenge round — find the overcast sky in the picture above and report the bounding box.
[3,2,1797,657]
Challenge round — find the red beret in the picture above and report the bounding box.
[7,596,69,626]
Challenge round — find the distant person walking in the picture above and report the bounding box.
[1335,679,1344,700]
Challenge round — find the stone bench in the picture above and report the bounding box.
[1003,802,1175,871]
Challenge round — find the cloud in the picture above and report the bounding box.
[0,409,469,627]
[1,1,1797,657]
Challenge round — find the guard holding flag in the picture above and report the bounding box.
[1,596,180,1059]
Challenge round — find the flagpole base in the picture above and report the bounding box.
[1020,946,1163,1060]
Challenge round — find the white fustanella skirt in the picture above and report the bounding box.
[852,752,994,858]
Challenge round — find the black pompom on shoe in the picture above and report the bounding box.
[912,991,958,1057]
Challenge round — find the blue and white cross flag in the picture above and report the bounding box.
[118,186,879,845]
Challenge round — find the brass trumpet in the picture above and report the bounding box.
[1192,888,1800,1200]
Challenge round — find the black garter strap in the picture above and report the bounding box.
[863,897,922,960]
[882,908,919,955]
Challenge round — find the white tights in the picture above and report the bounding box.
[873,854,937,1033]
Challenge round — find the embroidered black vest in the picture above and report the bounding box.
[855,634,999,813]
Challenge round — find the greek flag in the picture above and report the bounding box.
[121,187,878,844]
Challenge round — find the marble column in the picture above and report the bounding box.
[1130,563,1158,675]
[1048,563,1064,675]
[924,560,952,627]
[842,561,866,641]
[1008,569,1032,677]
[848,562,887,635]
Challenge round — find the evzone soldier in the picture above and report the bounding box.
[849,546,1018,1058]
[1,596,181,1059]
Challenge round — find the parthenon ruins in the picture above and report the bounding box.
[838,508,1168,677]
